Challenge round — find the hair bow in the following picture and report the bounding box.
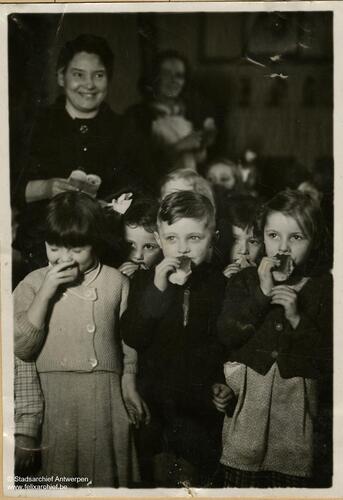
[106,192,133,215]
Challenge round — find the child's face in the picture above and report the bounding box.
[207,163,236,191]
[230,225,262,264]
[125,225,161,270]
[156,217,213,266]
[45,243,95,273]
[157,58,186,100]
[161,178,193,200]
[58,52,108,118]
[264,211,312,267]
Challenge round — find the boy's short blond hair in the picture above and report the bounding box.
[160,168,216,208]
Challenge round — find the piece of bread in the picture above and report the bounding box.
[272,253,294,282]
[169,256,192,285]
[235,255,254,269]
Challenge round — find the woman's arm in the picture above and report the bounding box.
[25,179,77,203]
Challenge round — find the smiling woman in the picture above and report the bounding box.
[13,34,124,271]
[57,51,109,119]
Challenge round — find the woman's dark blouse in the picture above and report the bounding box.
[12,98,131,264]
[217,267,332,380]
[13,97,126,207]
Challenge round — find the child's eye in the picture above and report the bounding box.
[144,244,158,250]
[72,71,83,78]
[166,236,176,242]
[267,232,278,239]
[95,72,105,79]
[72,248,82,254]
[291,234,305,241]
[249,238,260,246]
[189,235,201,241]
[49,247,59,252]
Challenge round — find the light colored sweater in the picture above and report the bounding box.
[14,263,137,374]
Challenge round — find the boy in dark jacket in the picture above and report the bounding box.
[121,191,231,487]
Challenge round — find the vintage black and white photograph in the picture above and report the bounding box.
[1,1,337,495]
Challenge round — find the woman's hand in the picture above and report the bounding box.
[258,257,278,296]
[270,285,300,328]
[119,262,139,278]
[25,178,78,203]
[212,383,235,413]
[46,178,79,198]
[154,257,180,292]
[223,262,241,279]
[121,374,151,428]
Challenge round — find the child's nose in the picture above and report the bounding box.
[59,250,73,263]
[178,240,190,254]
[238,240,249,255]
[279,237,290,253]
[132,248,144,261]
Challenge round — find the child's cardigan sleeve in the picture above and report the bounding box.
[217,268,332,379]
[217,269,270,351]
[14,273,47,361]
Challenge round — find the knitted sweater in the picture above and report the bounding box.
[14,263,137,374]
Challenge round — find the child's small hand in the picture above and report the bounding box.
[212,383,235,413]
[119,261,139,278]
[223,262,241,279]
[39,261,79,300]
[258,256,278,296]
[121,375,151,428]
[270,285,300,328]
[15,435,38,471]
[154,257,180,292]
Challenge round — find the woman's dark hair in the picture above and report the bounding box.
[258,189,332,275]
[56,34,114,79]
[138,49,190,98]
[44,192,106,253]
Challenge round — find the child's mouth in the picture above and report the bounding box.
[272,253,294,282]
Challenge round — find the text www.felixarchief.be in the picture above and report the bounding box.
[8,476,91,489]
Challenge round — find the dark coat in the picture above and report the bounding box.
[121,263,227,418]
[217,267,332,380]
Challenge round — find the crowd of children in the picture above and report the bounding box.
[13,165,333,489]
[11,34,333,490]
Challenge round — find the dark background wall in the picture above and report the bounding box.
[8,11,333,183]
